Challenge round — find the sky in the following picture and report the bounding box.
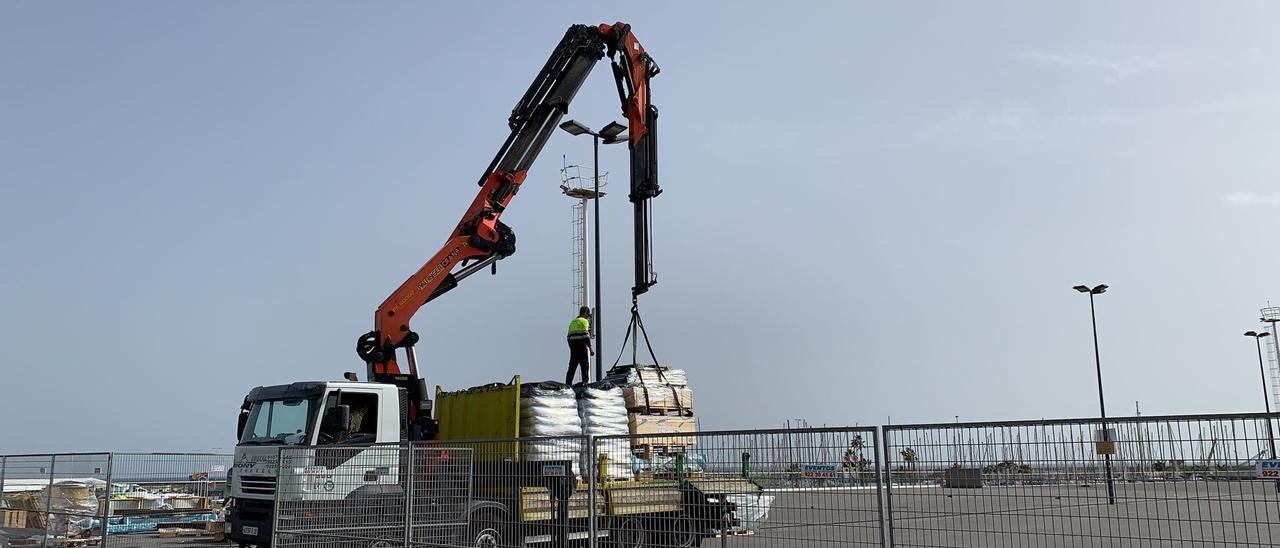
[3,2,1280,454]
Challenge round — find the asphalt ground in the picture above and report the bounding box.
[98,481,1280,547]
[725,481,1280,548]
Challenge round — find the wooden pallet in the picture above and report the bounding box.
[157,528,221,539]
[631,444,690,459]
[626,405,694,417]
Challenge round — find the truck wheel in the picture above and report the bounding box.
[467,519,507,548]
[613,517,647,548]
[666,513,698,547]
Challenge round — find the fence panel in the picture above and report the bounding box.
[0,453,110,548]
[101,453,232,548]
[883,413,1280,547]
[595,426,885,547]
[273,437,596,548]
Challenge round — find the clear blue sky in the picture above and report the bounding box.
[3,2,1280,453]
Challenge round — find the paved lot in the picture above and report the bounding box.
[721,481,1280,547]
[141,481,1280,547]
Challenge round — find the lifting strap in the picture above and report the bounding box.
[609,298,686,415]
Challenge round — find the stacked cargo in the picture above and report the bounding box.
[518,382,585,462]
[605,364,698,458]
[573,382,633,480]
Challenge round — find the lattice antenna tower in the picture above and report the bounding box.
[1262,305,1280,408]
[560,158,606,314]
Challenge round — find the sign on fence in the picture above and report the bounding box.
[801,463,839,478]
[1256,459,1280,478]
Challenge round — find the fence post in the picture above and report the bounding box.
[101,453,114,548]
[741,452,750,479]
[587,436,598,548]
[881,427,895,548]
[270,448,282,548]
[0,456,6,511]
[720,511,729,548]
[403,444,414,548]
[41,454,56,548]
[873,428,887,548]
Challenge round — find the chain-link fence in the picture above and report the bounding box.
[0,452,230,548]
[883,413,1280,547]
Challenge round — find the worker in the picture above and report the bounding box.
[566,306,594,385]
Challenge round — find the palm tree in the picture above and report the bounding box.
[843,435,869,473]
[900,447,918,471]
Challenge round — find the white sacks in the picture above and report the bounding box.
[613,364,688,387]
[575,383,633,480]
[519,383,584,467]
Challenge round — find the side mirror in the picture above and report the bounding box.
[236,410,249,439]
[322,404,353,435]
[332,405,352,433]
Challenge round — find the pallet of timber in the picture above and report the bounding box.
[631,444,691,459]
[628,415,697,446]
[622,385,693,415]
[3,508,30,528]
[517,487,604,522]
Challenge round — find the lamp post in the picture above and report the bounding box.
[1245,331,1278,463]
[558,119,628,381]
[1073,283,1116,505]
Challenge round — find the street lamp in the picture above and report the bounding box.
[1245,331,1278,463]
[558,119,628,382]
[1074,283,1116,505]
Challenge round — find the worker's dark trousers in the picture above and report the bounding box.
[566,341,590,385]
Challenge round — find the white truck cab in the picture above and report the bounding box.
[227,381,407,547]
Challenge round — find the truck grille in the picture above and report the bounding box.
[240,475,277,496]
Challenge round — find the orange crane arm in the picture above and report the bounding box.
[355,23,660,422]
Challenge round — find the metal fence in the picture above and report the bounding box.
[0,453,111,548]
[104,454,232,548]
[266,427,879,548]
[0,452,231,548]
[594,427,884,547]
[9,413,1280,548]
[883,413,1280,547]
[272,437,587,548]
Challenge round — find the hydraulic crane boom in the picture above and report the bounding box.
[355,23,661,427]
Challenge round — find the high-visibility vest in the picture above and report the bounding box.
[567,316,591,343]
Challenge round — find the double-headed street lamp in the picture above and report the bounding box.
[558,119,628,382]
[1073,283,1116,505]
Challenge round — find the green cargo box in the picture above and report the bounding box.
[435,376,522,460]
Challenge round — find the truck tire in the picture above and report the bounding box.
[612,517,647,548]
[666,513,698,547]
[466,518,510,548]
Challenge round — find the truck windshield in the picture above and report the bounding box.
[240,398,315,445]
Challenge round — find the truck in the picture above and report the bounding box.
[228,21,669,547]
[228,378,766,547]
[431,377,768,547]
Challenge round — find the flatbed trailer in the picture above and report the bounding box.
[434,377,766,547]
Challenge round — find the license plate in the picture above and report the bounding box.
[242,526,259,536]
